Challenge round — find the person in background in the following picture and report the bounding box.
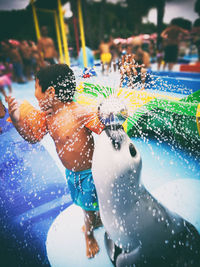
[120,47,136,88]
[133,44,150,68]
[161,19,188,71]
[99,35,112,75]
[37,26,58,66]
[8,40,25,83]
[28,40,41,73]
[20,40,33,80]
[133,44,150,89]
[109,37,121,72]
[0,40,10,65]
[120,43,150,90]
[191,18,200,61]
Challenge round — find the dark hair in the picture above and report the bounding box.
[103,34,109,43]
[35,64,76,103]
[133,45,141,52]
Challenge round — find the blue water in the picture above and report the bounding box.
[132,137,200,190]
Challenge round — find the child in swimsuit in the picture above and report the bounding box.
[7,64,105,258]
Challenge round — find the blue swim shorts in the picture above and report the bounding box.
[65,168,99,211]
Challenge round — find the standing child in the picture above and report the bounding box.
[7,64,104,258]
[99,36,112,75]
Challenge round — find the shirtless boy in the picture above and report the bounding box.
[7,64,104,258]
[38,26,58,66]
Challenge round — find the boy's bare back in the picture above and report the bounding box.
[46,102,95,172]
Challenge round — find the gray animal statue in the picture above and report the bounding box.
[92,97,200,267]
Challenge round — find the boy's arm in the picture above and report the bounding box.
[7,96,48,143]
[161,27,169,39]
[84,108,105,135]
[179,26,189,35]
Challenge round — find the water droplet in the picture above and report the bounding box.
[112,209,116,214]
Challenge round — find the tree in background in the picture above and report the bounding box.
[195,0,200,16]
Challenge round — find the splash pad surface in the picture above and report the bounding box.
[0,67,200,266]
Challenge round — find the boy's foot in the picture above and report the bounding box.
[85,234,99,258]
[82,210,103,258]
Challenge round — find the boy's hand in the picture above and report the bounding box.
[7,96,20,123]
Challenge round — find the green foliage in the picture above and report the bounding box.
[0,8,36,41]
[171,17,192,30]
[195,0,200,16]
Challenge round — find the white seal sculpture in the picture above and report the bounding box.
[92,97,200,267]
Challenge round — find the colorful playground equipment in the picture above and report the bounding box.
[151,70,200,79]
[146,70,200,94]
[75,82,200,147]
[180,62,200,73]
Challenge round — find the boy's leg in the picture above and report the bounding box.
[83,209,102,258]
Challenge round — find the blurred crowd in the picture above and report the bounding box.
[0,26,59,100]
[99,18,200,74]
[0,39,42,84]
[0,18,200,99]
[0,38,44,101]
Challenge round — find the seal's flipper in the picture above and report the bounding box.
[116,246,141,267]
[104,232,122,265]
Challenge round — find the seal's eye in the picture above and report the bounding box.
[129,143,137,157]
[112,140,121,150]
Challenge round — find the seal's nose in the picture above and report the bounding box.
[112,139,121,150]
[98,97,128,127]
[104,126,125,151]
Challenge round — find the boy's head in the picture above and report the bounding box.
[35,64,76,106]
